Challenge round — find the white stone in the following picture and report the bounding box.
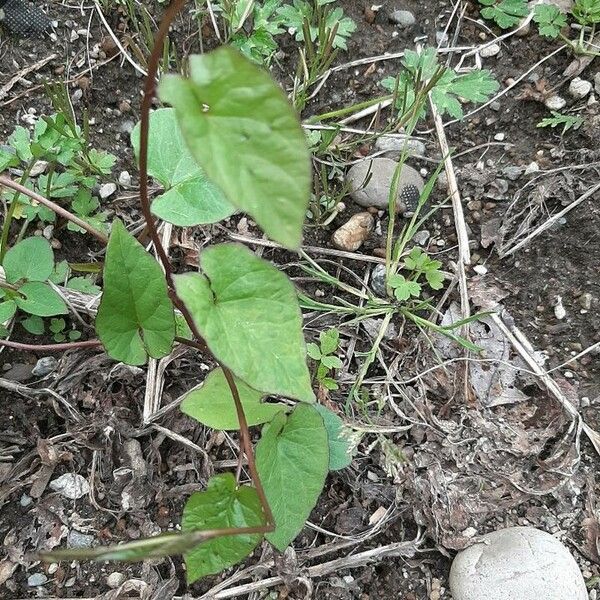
[554,295,566,320]
[480,43,501,58]
[450,527,587,600]
[494,132,505,141]
[107,572,126,588]
[390,10,415,27]
[99,183,117,199]
[524,161,540,175]
[49,473,90,499]
[568,77,592,100]
[473,265,488,275]
[118,170,131,186]
[545,95,567,110]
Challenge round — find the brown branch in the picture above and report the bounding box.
[0,174,109,245]
[0,339,103,352]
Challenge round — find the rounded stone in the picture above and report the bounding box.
[568,77,592,100]
[346,158,424,213]
[545,95,567,111]
[480,43,500,58]
[449,526,588,600]
[390,9,415,27]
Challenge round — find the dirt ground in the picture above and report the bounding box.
[1,0,600,598]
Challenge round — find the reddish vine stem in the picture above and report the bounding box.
[0,339,103,352]
[0,174,109,244]
[139,1,274,530]
[136,0,187,287]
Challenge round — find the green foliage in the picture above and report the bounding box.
[307,328,342,390]
[573,0,600,24]
[49,317,81,342]
[173,243,314,403]
[131,108,235,226]
[181,368,287,430]
[256,404,329,550]
[0,113,114,235]
[388,274,421,301]
[96,220,175,365]
[3,237,54,283]
[0,237,67,320]
[277,0,356,50]
[159,46,310,249]
[182,473,264,583]
[537,111,584,134]
[404,247,445,290]
[381,48,499,119]
[314,404,355,471]
[478,0,528,28]
[533,3,567,37]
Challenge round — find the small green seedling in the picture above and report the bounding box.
[537,111,584,134]
[49,318,82,343]
[0,238,67,329]
[381,48,499,120]
[307,328,343,390]
[478,0,528,29]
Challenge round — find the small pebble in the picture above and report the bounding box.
[118,171,132,186]
[579,293,593,310]
[494,132,505,142]
[390,9,415,27]
[473,265,488,275]
[413,230,431,246]
[554,296,566,320]
[20,494,33,507]
[480,43,501,58]
[331,212,374,252]
[32,356,58,377]
[568,77,592,100]
[99,183,117,199]
[524,161,540,175]
[370,264,387,297]
[502,166,522,180]
[107,572,126,588]
[49,473,90,499]
[67,529,94,548]
[27,573,48,587]
[545,95,567,111]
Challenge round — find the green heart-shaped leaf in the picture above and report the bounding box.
[3,237,54,284]
[174,243,314,403]
[256,404,328,550]
[181,368,287,430]
[15,282,67,317]
[131,108,235,226]
[96,220,175,365]
[159,46,310,249]
[183,473,264,583]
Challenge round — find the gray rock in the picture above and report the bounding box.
[27,573,48,587]
[580,292,593,310]
[413,230,431,246]
[32,356,58,377]
[67,530,94,548]
[107,572,126,588]
[436,31,449,46]
[20,494,33,507]
[346,158,424,212]
[370,264,387,297]
[374,135,426,159]
[450,526,588,600]
[99,183,117,199]
[390,9,415,27]
[3,363,33,382]
[568,77,592,99]
[595,72,600,95]
[502,166,522,181]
